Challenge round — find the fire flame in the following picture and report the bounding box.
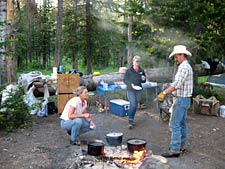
[115,149,146,164]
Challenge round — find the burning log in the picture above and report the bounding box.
[99,156,136,162]
[102,147,147,167]
[114,150,146,165]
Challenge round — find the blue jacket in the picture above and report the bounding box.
[123,66,146,91]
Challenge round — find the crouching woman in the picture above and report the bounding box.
[60,86,95,145]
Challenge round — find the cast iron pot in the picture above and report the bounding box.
[106,132,123,146]
[88,140,105,156]
[127,138,147,153]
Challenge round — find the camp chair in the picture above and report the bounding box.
[159,83,173,122]
[159,95,173,122]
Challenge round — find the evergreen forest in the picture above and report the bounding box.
[0,0,225,83]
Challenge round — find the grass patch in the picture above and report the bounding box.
[198,76,208,83]
[17,65,119,78]
[92,67,118,74]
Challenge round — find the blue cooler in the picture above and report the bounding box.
[109,99,130,117]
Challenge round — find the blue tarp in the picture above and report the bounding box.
[206,73,225,88]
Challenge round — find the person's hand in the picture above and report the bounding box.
[141,75,145,81]
[90,120,96,129]
[131,83,135,88]
[157,92,166,102]
[83,113,91,120]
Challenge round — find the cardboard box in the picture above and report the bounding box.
[110,99,130,117]
[193,95,220,116]
[57,94,74,114]
[57,74,80,94]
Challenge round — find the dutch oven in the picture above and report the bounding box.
[87,140,104,156]
[106,132,123,146]
[127,138,147,153]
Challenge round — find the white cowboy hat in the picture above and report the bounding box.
[169,45,192,58]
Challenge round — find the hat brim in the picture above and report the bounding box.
[169,51,192,58]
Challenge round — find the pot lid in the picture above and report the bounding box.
[88,139,105,146]
[106,132,123,137]
[127,138,146,145]
[89,142,104,146]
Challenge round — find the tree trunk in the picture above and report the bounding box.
[72,0,78,71]
[54,0,63,68]
[25,0,33,68]
[127,14,133,67]
[119,0,127,67]
[7,0,13,21]
[85,0,92,75]
[5,23,17,83]
[0,0,7,84]
[0,0,17,84]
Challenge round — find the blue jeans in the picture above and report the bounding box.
[169,97,191,153]
[127,90,142,123]
[60,118,92,142]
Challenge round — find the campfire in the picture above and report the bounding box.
[100,145,149,168]
[69,143,168,169]
[119,149,146,164]
[69,137,169,169]
[114,149,147,164]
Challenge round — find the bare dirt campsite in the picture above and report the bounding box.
[0,107,225,169]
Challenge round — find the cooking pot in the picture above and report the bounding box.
[106,132,123,146]
[127,138,147,153]
[88,140,104,156]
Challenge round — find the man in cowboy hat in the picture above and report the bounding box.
[157,45,193,158]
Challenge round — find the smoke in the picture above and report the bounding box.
[97,20,123,33]
[154,27,197,51]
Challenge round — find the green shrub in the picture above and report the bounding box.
[0,85,32,132]
[193,83,216,98]
[193,83,224,104]
[196,76,224,104]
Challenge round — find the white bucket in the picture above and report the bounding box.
[52,67,58,78]
[53,67,57,74]
[220,105,225,118]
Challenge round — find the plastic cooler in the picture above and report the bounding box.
[109,99,130,117]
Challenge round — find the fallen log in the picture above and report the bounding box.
[145,63,225,82]
[91,63,225,84]
[78,73,125,91]
[92,72,125,85]
[31,63,225,95]
[30,81,57,97]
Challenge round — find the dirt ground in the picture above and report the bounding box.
[0,106,225,169]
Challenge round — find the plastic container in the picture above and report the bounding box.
[58,65,63,73]
[103,82,108,90]
[220,105,225,118]
[109,99,129,117]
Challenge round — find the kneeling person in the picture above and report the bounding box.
[60,86,95,145]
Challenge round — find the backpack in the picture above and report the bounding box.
[47,101,58,114]
[37,101,57,117]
